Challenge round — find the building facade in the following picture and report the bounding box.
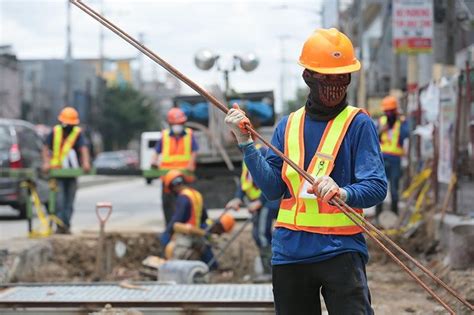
[0,46,21,119]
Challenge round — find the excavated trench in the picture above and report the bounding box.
[3,222,473,314]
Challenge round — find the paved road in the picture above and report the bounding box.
[0,178,165,240]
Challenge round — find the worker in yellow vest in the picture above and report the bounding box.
[42,107,91,234]
[151,107,199,226]
[159,170,218,269]
[376,96,409,220]
[226,143,278,281]
[225,28,387,314]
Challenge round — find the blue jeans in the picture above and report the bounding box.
[252,206,277,274]
[376,156,401,216]
[56,178,78,228]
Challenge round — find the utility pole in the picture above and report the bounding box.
[138,32,145,92]
[64,0,72,106]
[99,0,105,78]
[356,0,366,109]
[279,35,290,113]
[445,0,456,65]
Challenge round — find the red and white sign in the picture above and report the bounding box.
[392,0,433,53]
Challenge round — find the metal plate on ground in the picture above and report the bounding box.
[0,283,273,308]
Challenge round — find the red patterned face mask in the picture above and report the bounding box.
[303,70,351,107]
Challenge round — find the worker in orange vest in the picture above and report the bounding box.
[42,107,91,234]
[151,107,199,225]
[160,170,221,269]
[376,96,409,220]
[225,28,387,314]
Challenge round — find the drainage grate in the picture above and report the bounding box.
[0,283,273,304]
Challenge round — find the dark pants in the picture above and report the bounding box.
[252,206,276,274]
[272,252,373,315]
[161,182,175,226]
[376,156,401,217]
[56,178,77,228]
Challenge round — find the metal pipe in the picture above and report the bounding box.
[70,1,473,311]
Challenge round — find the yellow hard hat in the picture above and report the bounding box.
[298,28,361,74]
[58,107,80,125]
[381,96,398,111]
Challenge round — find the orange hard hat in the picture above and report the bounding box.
[58,107,80,125]
[298,28,361,74]
[219,213,235,233]
[162,170,185,193]
[167,107,187,124]
[381,96,398,111]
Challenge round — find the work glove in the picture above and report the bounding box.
[307,176,347,203]
[226,198,242,210]
[248,199,263,213]
[224,104,253,145]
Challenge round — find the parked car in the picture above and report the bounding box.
[93,151,137,171]
[117,150,139,169]
[0,119,49,218]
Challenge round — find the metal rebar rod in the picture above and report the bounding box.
[333,196,474,311]
[70,1,470,312]
[331,201,455,314]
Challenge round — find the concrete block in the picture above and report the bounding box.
[0,238,53,284]
[433,213,474,269]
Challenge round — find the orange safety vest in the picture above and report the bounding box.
[379,116,404,156]
[276,105,364,235]
[50,125,81,169]
[159,128,193,169]
[179,187,203,228]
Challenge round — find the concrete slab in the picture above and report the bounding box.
[433,213,474,248]
[0,238,52,284]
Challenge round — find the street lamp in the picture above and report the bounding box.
[194,49,259,96]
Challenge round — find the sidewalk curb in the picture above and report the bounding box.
[78,176,139,189]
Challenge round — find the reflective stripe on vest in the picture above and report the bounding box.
[159,127,193,169]
[379,116,404,156]
[240,144,262,201]
[276,105,364,235]
[180,188,203,228]
[50,125,81,168]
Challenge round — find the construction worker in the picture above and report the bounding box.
[159,170,218,269]
[151,107,198,226]
[42,107,91,234]
[376,96,409,219]
[226,143,278,280]
[225,28,387,314]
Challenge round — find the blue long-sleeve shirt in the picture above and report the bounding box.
[242,111,387,265]
[160,193,209,247]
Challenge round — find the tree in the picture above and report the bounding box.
[99,85,159,150]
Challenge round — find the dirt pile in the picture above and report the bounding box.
[15,232,161,283]
[14,224,259,283]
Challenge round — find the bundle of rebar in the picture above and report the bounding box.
[70,1,473,313]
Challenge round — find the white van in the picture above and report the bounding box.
[140,131,162,174]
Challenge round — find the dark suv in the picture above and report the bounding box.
[0,119,49,218]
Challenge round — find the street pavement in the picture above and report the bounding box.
[0,178,165,241]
